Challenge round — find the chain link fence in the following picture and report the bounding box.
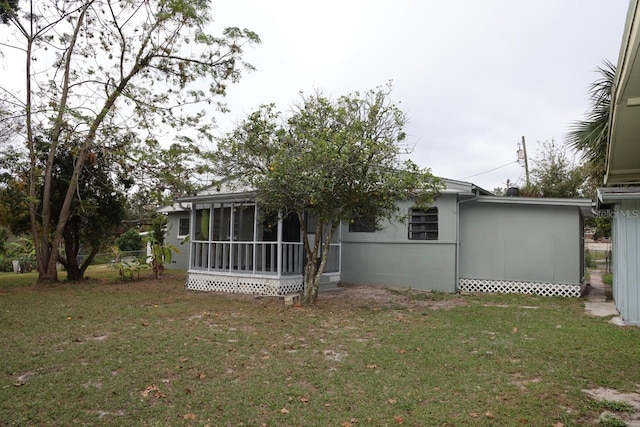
[585,242,612,273]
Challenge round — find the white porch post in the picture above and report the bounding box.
[337,222,342,274]
[277,214,283,278]
[188,203,196,269]
[208,202,214,271]
[253,203,258,275]
[229,202,235,273]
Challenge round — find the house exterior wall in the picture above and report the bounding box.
[459,202,583,285]
[611,200,640,325]
[165,211,190,269]
[340,195,458,292]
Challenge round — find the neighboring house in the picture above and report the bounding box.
[163,178,591,298]
[156,203,191,269]
[596,0,640,325]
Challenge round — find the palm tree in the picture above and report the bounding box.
[565,60,615,191]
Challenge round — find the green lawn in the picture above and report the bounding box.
[1,269,638,426]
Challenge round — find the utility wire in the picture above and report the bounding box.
[457,160,519,181]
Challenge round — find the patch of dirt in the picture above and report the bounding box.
[209,283,469,312]
[584,387,640,426]
[315,283,467,310]
[511,375,543,391]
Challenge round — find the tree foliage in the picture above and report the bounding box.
[116,228,143,252]
[521,140,585,198]
[0,0,18,24]
[53,143,127,280]
[1,135,127,280]
[0,0,259,282]
[565,60,615,190]
[209,85,442,304]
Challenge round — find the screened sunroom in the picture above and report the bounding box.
[179,190,340,296]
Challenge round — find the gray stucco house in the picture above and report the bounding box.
[161,178,591,298]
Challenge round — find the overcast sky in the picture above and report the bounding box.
[208,0,629,191]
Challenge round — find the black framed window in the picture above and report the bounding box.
[349,213,376,232]
[408,207,438,240]
[178,218,190,237]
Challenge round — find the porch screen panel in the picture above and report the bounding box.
[212,205,232,241]
[193,204,211,269]
[234,204,255,241]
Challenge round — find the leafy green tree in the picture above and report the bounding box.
[0,177,29,235]
[151,215,167,247]
[0,0,18,24]
[566,60,615,192]
[120,137,207,226]
[51,143,127,280]
[116,229,144,252]
[209,85,442,304]
[592,216,612,241]
[521,140,585,198]
[0,226,8,255]
[1,136,126,280]
[0,0,259,283]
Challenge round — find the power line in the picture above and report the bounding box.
[458,161,519,181]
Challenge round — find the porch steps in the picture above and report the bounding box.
[283,283,341,305]
[284,293,301,306]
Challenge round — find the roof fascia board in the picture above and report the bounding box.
[473,195,592,208]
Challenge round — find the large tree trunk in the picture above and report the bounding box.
[57,218,100,281]
[35,66,141,283]
[302,259,320,304]
[300,218,337,305]
[29,3,90,284]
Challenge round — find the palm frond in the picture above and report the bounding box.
[565,59,615,168]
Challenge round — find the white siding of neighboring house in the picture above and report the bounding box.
[164,211,190,269]
[612,200,640,325]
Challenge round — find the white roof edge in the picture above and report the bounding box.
[598,186,640,203]
[177,190,257,203]
[439,177,494,195]
[157,203,191,213]
[475,195,593,207]
[167,177,491,207]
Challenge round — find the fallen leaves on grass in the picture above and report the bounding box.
[366,364,377,369]
[141,385,162,399]
[280,407,289,414]
[485,411,495,419]
[183,413,196,420]
[394,415,404,424]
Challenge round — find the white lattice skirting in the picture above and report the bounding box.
[186,272,303,296]
[458,278,583,298]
